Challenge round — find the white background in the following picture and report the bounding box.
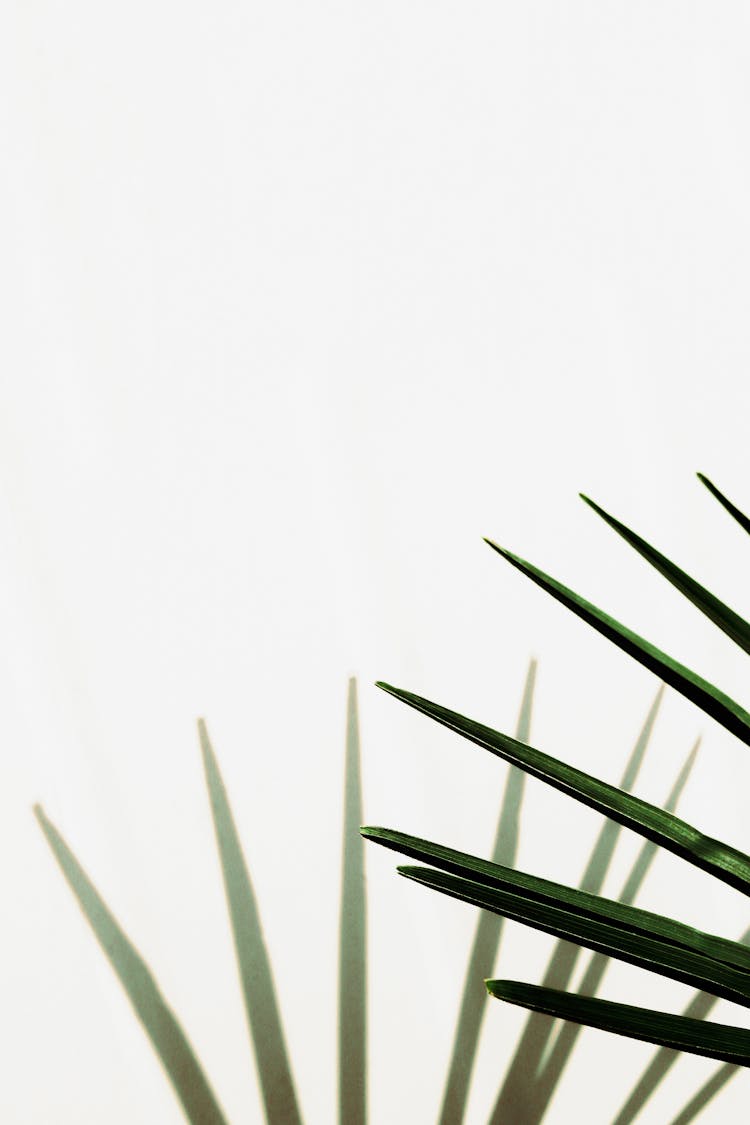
[2,2,750,1121]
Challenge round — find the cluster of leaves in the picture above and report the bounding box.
[39,683,732,1125]
[365,473,750,1121]
[35,476,748,1123]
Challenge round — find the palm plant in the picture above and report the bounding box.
[36,473,749,1123]
[364,473,750,1121]
[37,667,723,1122]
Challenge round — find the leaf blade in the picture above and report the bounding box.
[483,539,750,747]
[698,473,750,537]
[398,865,750,1008]
[362,826,750,974]
[374,682,750,896]
[485,981,750,1067]
[580,494,750,656]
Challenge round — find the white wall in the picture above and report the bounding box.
[2,3,749,1121]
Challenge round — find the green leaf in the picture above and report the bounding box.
[485,981,750,1066]
[34,806,228,1125]
[669,1062,739,1124]
[482,540,750,747]
[489,686,663,1125]
[199,721,303,1125]
[580,494,750,656]
[698,473,750,537]
[397,865,750,1007]
[374,682,750,896]
[438,658,536,1125]
[338,678,367,1125]
[529,738,700,1124]
[363,827,750,974]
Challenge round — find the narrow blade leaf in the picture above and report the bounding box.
[199,721,303,1125]
[398,866,750,1007]
[482,539,750,747]
[375,682,750,896]
[485,981,750,1066]
[338,678,367,1125]
[34,805,228,1125]
[490,686,663,1124]
[698,473,750,537]
[438,659,536,1125]
[580,495,750,656]
[362,828,750,974]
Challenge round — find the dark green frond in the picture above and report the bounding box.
[374,683,750,896]
[485,981,750,1066]
[698,474,750,536]
[398,865,750,1007]
[580,494,750,655]
[483,541,750,747]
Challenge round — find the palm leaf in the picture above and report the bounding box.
[398,866,750,1007]
[530,739,700,1123]
[438,658,536,1125]
[484,981,750,1067]
[580,495,750,655]
[34,805,228,1125]
[362,829,750,975]
[374,683,750,896]
[482,540,750,747]
[488,686,663,1125]
[199,721,303,1125]
[338,678,367,1125]
[698,473,750,536]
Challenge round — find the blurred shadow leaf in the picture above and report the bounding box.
[339,678,367,1125]
[669,1062,740,1124]
[199,720,303,1125]
[611,925,750,1125]
[35,805,228,1125]
[531,738,699,1123]
[489,686,663,1124]
[438,658,536,1125]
